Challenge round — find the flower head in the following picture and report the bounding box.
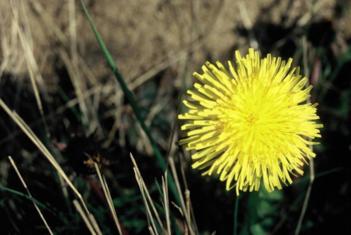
[178,48,322,194]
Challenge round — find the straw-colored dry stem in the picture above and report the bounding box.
[8,156,54,235]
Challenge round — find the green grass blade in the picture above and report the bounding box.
[80,0,180,206]
[0,184,54,214]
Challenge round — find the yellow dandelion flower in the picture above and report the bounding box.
[178,48,322,194]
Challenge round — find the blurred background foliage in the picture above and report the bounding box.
[0,0,350,234]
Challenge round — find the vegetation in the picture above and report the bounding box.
[0,0,350,234]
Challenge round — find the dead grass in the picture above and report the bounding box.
[0,0,350,234]
[1,0,344,84]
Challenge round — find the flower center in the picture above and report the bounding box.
[246,113,258,126]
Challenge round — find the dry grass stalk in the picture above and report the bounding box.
[169,158,196,235]
[10,1,45,118]
[148,226,157,235]
[295,159,315,235]
[131,151,198,235]
[8,156,54,235]
[89,213,104,235]
[59,50,90,127]
[130,153,164,235]
[0,84,106,146]
[295,38,316,235]
[67,0,100,133]
[16,0,100,134]
[73,200,98,235]
[28,0,67,43]
[94,162,123,235]
[179,150,199,234]
[0,11,23,77]
[162,172,171,235]
[237,0,258,49]
[0,98,102,235]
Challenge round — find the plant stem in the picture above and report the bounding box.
[233,195,240,235]
[80,0,180,205]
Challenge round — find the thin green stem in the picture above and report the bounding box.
[239,192,259,235]
[0,184,54,214]
[80,0,180,205]
[233,195,240,235]
[294,159,315,235]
